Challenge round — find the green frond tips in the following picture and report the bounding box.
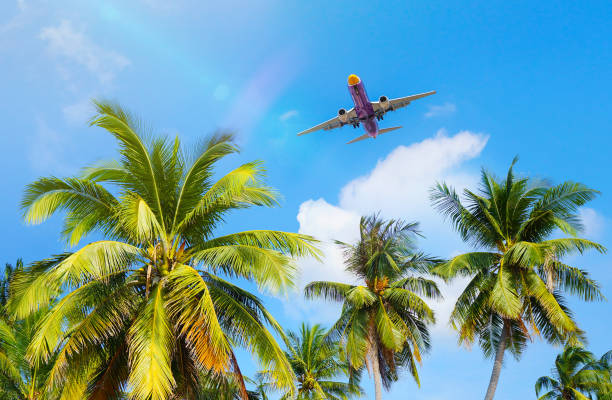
[304,281,353,302]
[191,245,297,294]
[21,177,120,246]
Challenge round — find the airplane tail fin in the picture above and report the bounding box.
[346,127,402,144]
[378,126,402,135]
[346,133,371,144]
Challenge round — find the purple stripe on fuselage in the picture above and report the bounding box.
[348,80,378,137]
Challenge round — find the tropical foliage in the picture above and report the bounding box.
[2,99,608,400]
[430,158,606,400]
[0,260,53,400]
[261,323,363,399]
[535,346,612,399]
[10,101,320,400]
[305,215,440,400]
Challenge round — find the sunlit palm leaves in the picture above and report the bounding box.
[0,261,52,400]
[535,347,611,399]
[305,215,440,398]
[13,101,320,400]
[262,323,363,400]
[431,158,606,399]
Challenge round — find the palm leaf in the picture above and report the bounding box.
[127,284,176,400]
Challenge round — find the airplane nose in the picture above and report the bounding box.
[347,74,360,85]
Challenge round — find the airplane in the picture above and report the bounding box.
[297,74,435,144]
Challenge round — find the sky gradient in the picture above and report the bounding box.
[1,1,611,398]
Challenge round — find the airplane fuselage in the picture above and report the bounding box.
[348,79,379,137]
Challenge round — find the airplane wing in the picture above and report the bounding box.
[372,90,436,113]
[297,108,358,136]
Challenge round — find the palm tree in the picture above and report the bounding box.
[535,346,610,399]
[0,260,51,400]
[247,374,271,400]
[11,101,320,400]
[595,350,612,400]
[305,215,440,400]
[263,323,363,399]
[430,158,606,400]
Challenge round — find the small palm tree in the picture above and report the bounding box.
[264,323,363,399]
[0,260,51,400]
[595,350,612,400]
[305,215,440,400]
[246,375,271,400]
[431,158,606,400]
[535,346,610,399]
[11,101,320,399]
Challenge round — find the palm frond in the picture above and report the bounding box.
[166,265,230,372]
[191,245,295,294]
[127,284,176,400]
[90,100,167,232]
[304,281,354,302]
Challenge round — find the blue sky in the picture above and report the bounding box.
[1,0,611,398]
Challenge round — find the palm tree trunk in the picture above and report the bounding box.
[484,320,509,400]
[371,344,383,400]
[368,322,383,400]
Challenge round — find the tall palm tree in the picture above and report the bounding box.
[0,260,52,400]
[11,101,320,400]
[535,346,610,399]
[263,323,363,399]
[430,158,606,400]
[305,215,440,400]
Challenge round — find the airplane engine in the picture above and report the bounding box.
[379,95,390,110]
[338,108,349,123]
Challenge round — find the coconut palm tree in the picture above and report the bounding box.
[595,350,612,400]
[11,101,320,400]
[0,260,52,400]
[305,215,440,400]
[263,323,363,399]
[535,346,610,399]
[247,374,271,400]
[430,158,606,400]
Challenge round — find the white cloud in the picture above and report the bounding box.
[279,110,298,121]
[39,20,130,84]
[580,207,605,239]
[285,200,361,323]
[296,199,360,287]
[291,130,489,334]
[339,130,488,221]
[62,98,94,126]
[424,102,457,118]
